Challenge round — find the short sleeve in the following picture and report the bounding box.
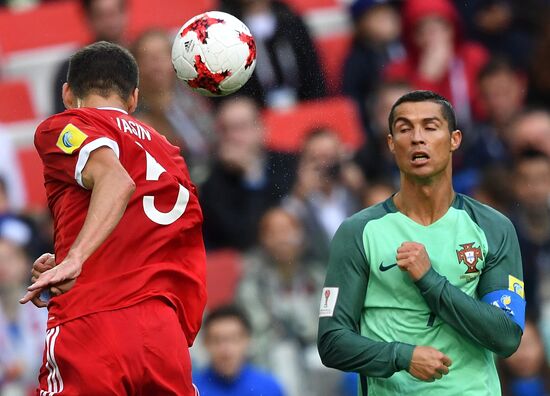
[35,113,120,189]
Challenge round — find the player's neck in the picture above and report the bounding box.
[394,175,455,226]
[76,94,129,113]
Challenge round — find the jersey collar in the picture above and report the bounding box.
[96,107,128,114]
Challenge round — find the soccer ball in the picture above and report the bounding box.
[171,11,257,97]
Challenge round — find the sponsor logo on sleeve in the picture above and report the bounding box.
[319,287,339,318]
[508,275,525,299]
[56,123,88,154]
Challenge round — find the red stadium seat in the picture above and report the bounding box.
[17,146,46,210]
[206,249,243,310]
[281,0,340,14]
[0,0,216,56]
[127,0,216,40]
[315,33,352,95]
[0,80,35,122]
[0,1,90,55]
[263,96,364,153]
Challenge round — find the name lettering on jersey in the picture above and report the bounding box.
[508,275,525,299]
[456,242,483,275]
[56,124,88,154]
[115,117,152,141]
[319,287,339,317]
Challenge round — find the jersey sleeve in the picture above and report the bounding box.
[477,213,525,330]
[317,215,415,378]
[35,113,120,189]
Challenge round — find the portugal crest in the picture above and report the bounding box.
[456,242,483,274]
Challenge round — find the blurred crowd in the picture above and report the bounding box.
[1,0,550,395]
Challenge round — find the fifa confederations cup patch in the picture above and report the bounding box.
[319,287,339,317]
[56,124,88,154]
[508,275,525,299]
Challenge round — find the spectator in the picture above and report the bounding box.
[385,0,489,127]
[362,179,394,208]
[132,29,215,183]
[342,0,404,131]
[0,129,27,212]
[499,318,550,396]
[454,0,542,71]
[354,80,411,184]
[0,224,47,396]
[236,208,329,396]
[52,0,128,114]
[454,57,526,194]
[527,9,550,107]
[506,109,550,158]
[510,149,550,329]
[200,96,295,251]
[193,305,285,396]
[220,0,326,108]
[471,164,514,216]
[283,128,363,261]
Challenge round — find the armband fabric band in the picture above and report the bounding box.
[481,289,525,331]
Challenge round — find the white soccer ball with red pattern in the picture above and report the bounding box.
[171,11,256,97]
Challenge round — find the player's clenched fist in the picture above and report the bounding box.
[408,346,452,382]
[396,242,431,281]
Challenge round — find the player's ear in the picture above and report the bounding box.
[127,88,139,114]
[450,129,462,152]
[387,131,395,154]
[62,83,77,109]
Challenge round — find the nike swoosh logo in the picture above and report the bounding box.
[379,262,398,272]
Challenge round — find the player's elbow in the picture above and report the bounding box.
[117,167,136,193]
[492,323,522,358]
[117,172,136,200]
[125,176,136,196]
[317,330,339,369]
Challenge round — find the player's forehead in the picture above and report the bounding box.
[392,101,447,127]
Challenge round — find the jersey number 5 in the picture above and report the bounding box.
[142,147,189,225]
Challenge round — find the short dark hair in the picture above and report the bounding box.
[388,90,457,134]
[203,305,252,335]
[81,0,126,13]
[67,41,138,101]
[477,56,518,83]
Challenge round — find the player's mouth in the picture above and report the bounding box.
[411,151,429,165]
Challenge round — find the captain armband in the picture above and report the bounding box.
[481,275,525,331]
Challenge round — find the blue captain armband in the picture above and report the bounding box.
[481,289,525,331]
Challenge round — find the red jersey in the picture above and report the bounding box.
[34,107,207,346]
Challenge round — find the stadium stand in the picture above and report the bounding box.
[263,96,364,152]
[206,249,243,310]
[0,80,35,122]
[315,33,352,95]
[282,0,340,14]
[17,147,46,210]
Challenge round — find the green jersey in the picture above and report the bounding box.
[318,194,525,396]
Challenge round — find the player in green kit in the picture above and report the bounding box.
[317,90,525,395]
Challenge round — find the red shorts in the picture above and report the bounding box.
[36,299,199,396]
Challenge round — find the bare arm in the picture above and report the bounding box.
[20,147,135,304]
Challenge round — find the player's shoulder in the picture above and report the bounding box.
[455,193,515,233]
[35,109,96,136]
